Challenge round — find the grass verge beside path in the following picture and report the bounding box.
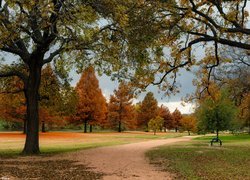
[146,134,250,180]
[0,131,183,157]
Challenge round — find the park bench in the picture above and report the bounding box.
[210,137,222,146]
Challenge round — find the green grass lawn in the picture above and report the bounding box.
[146,134,250,180]
[0,131,183,157]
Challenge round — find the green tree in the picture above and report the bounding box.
[148,116,164,135]
[196,90,237,139]
[137,92,158,131]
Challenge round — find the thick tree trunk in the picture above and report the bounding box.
[41,121,46,133]
[89,125,92,133]
[84,120,87,133]
[22,64,41,154]
[188,130,190,136]
[175,127,178,132]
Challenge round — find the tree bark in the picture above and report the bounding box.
[41,121,46,133]
[216,129,219,139]
[118,121,121,132]
[89,124,92,133]
[84,120,87,133]
[22,63,41,154]
[248,121,250,135]
[23,119,27,134]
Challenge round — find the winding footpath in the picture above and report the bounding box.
[65,136,193,180]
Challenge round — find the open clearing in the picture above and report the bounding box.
[0,131,189,179]
[0,131,183,155]
[147,134,250,179]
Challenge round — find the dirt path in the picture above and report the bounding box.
[62,136,193,180]
[1,136,193,180]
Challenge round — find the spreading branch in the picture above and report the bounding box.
[0,70,27,83]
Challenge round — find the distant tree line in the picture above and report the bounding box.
[0,67,192,134]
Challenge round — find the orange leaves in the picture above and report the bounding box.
[74,67,107,127]
[172,108,182,131]
[239,92,250,130]
[137,92,158,130]
[180,115,197,134]
[107,81,135,131]
[158,105,174,130]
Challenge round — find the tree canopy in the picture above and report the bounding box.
[196,89,237,138]
[148,116,164,135]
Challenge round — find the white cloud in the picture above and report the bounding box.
[159,101,195,114]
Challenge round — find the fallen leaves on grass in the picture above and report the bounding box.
[0,159,103,180]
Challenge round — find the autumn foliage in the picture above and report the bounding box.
[107,82,135,132]
[180,115,197,135]
[136,92,158,131]
[0,65,69,132]
[148,116,164,135]
[172,108,182,132]
[158,105,174,131]
[73,67,107,133]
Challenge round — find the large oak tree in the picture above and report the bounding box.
[0,0,100,154]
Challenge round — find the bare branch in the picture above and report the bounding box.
[152,60,190,86]
[211,0,242,29]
